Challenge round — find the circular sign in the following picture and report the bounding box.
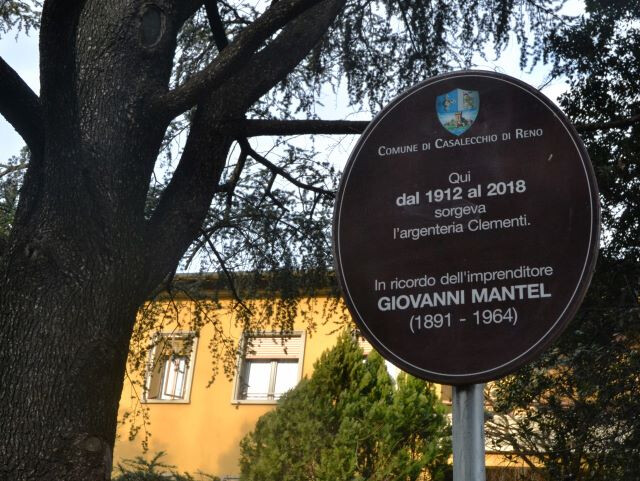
[333,71,600,384]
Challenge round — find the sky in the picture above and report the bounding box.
[0,1,584,162]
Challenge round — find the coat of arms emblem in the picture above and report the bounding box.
[436,89,479,136]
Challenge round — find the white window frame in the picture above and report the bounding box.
[143,332,198,404]
[232,331,305,404]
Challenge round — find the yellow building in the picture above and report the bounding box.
[114,277,529,479]
[114,280,358,478]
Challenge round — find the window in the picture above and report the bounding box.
[145,333,198,403]
[233,332,305,403]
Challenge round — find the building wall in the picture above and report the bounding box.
[114,298,350,478]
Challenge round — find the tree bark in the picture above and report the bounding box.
[0,256,143,480]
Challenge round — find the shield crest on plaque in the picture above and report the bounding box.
[436,89,479,136]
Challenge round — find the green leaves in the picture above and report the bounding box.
[549,1,640,259]
[166,1,565,117]
[487,264,640,480]
[0,147,28,255]
[239,332,451,481]
[114,451,220,481]
[484,4,640,479]
[0,1,41,38]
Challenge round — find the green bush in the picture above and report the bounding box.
[113,452,220,481]
[240,332,452,481]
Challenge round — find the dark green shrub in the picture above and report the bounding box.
[113,452,220,481]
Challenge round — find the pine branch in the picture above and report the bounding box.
[238,138,334,198]
[144,109,231,288]
[210,0,345,114]
[237,112,640,137]
[144,0,343,283]
[204,0,230,51]
[0,161,29,179]
[201,229,253,316]
[223,149,248,212]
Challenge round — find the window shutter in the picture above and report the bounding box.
[162,357,187,399]
[167,336,194,356]
[147,335,192,399]
[145,332,198,403]
[245,335,302,359]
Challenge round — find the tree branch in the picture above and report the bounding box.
[240,112,640,137]
[242,119,368,136]
[204,0,230,51]
[0,56,43,154]
[172,0,208,25]
[144,0,343,283]
[232,112,640,137]
[222,149,248,212]
[238,138,334,198]
[485,414,542,472]
[202,230,253,315]
[144,107,232,287]
[0,161,29,179]
[209,0,345,115]
[260,172,289,211]
[154,0,326,119]
[211,109,640,140]
[576,113,640,133]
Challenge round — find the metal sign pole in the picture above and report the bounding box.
[452,383,486,481]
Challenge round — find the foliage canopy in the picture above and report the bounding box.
[486,2,640,479]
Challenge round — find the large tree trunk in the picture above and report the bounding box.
[0,262,142,479]
[0,112,167,479]
[0,4,173,474]
[0,5,220,470]
[0,138,230,481]
[0,113,231,480]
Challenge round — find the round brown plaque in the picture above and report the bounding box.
[333,71,600,384]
